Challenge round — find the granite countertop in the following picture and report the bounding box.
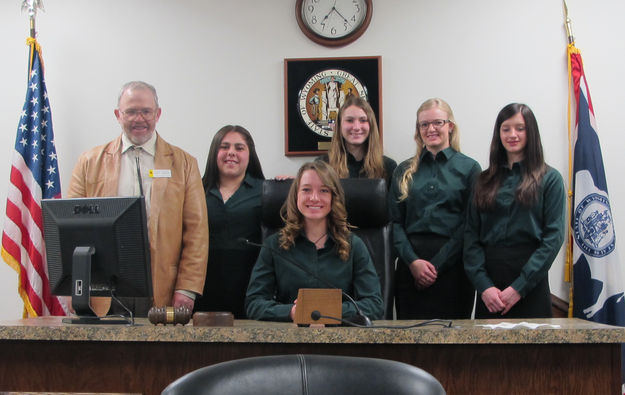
[0,317,623,345]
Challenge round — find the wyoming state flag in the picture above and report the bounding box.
[569,45,625,327]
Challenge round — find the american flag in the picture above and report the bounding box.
[1,38,67,317]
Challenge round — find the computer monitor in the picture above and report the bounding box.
[42,196,152,324]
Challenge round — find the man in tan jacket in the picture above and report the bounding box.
[67,81,208,316]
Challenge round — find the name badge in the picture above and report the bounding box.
[149,169,172,178]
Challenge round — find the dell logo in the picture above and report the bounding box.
[73,204,100,214]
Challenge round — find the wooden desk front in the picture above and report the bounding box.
[0,317,622,395]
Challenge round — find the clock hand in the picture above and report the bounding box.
[318,14,331,31]
[330,6,353,28]
[319,3,336,31]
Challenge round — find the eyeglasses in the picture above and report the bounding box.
[418,119,450,130]
[121,108,157,119]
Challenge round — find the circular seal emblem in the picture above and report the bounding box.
[573,192,616,257]
[298,69,368,137]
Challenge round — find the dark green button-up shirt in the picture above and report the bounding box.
[245,232,384,321]
[205,174,264,251]
[389,148,481,271]
[463,163,565,297]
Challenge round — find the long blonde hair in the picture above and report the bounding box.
[328,96,386,179]
[398,98,461,201]
[279,161,351,261]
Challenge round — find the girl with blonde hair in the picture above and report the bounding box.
[319,96,396,188]
[390,98,481,319]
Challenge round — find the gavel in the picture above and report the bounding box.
[148,306,192,325]
[148,306,235,326]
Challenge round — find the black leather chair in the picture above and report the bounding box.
[261,178,394,319]
[161,354,446,395]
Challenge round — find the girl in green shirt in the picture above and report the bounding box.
[464,103,565,318]
[245,161,383,322]
[195,125,265,318]
[390,98,480,319]
[319,96,396,188]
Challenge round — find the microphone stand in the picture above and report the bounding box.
[312,311,452,329]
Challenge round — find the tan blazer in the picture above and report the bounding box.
[67,134,209,311]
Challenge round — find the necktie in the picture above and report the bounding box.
[131,146,144,197]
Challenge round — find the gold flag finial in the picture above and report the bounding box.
[563,0,574,44]
[21,0,45,39]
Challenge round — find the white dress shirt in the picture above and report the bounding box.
[118,132,156,215]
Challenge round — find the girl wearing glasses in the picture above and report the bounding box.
[195,125,265,318]
[319,96,396,188]
[389,98,481,319]
[464,103,565,318]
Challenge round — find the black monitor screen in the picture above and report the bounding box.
[42,196,152,315]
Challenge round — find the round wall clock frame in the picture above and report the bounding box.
[295,0,373,47]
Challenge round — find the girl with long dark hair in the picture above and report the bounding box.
[464,103,565,318]
[195,125,265,318]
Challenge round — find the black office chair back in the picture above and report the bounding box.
[162,354,446,395]
[261,178,394,319]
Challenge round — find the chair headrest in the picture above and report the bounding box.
[341,178,388,227]
[261,179,293,229]
[261,178,388,229]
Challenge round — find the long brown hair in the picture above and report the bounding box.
[473,103,546,210]
[279,161,351,261]
[202,125,265,191]
[397,98,461,201]
[328,96,385,179]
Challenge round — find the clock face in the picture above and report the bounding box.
[296,0,372,46]
[298,68,368,137]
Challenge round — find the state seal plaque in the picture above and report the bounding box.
[298,69,368,138]
[284,56,381,156]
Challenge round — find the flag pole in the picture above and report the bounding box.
[28,2,35,38]
[563,0,575,318]
[22,1,45,78]
[563,0,574,45]
[21,0,44,39]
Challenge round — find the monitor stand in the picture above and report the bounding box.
[62,316,132,325]
[62,246,132,325]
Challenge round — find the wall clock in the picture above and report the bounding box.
[295,0,373,47]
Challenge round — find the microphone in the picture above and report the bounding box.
[240,238,372,327]
[311,310,372,327]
